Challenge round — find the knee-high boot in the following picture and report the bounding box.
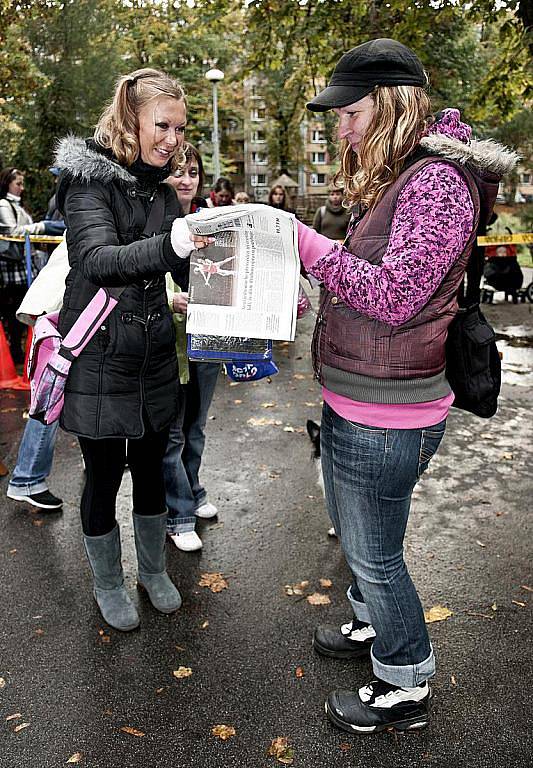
[133,512,182,613]
[83,525,140,631]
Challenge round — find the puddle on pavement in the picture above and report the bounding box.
[496,327,533,386]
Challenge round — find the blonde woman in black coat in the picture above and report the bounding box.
[55,69,202,632]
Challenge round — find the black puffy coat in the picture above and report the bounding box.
[55,136,188,439]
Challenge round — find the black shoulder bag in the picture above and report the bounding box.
[445,240,501,418]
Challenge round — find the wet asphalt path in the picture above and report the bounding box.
[0,295,531,768]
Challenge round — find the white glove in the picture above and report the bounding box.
[171,218,195,259]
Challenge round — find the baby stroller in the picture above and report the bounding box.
[482,240,525,304]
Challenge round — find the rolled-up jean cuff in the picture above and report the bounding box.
[7,480,49,496]
[166,515,196,535]
[347,585,371,624]
[371,645,435,688]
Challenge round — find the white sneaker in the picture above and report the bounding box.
[169,531,203,552]
[195,501,218,519]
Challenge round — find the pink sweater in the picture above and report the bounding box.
[299,162,474,428]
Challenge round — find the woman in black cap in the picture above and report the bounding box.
[293,38,516,733]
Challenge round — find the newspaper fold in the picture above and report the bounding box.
[184,204,300,342]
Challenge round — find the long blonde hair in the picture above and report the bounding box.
[337,85,431,210]
[94,68,186,170]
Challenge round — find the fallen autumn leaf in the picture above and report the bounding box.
[306,592,331,606]
[199,572,228,593]
[13,722,30,733]
[212,724,236,741]
[424,605,453,623]
[173,667,193,679]
[284,580,309,596]
[319,578,333,588]
[119,726,145,737]
[267,736,294,764]
[247,417,283,427]
[66,753,83,763]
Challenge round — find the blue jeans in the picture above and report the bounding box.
[7,418,59,495]
[320,402,446,687]
[164,362,219,534]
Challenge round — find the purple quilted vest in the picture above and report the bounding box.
[312,157,481,404]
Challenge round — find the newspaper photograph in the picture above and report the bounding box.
[184,204,300,342]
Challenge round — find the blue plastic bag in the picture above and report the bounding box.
[225,359,279,382]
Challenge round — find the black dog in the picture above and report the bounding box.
[306,419,336,537]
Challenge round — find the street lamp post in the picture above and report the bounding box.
[205,67,224,182]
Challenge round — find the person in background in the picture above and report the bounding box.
[44,167,66,235]
[267,184,295,214]
[206,177,235,207]
[0,167,53,362]
[234,191,250,204]
[312,186,352,241]
[6,237,69,511]
[294,38,515,734]
[164,144,219,552]
[53,68,199,632]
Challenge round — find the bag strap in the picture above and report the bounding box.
[7,200,20,226]
[59,186,167,360]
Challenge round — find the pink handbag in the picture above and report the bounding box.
[27,288,123,424]
[27,189,166,424]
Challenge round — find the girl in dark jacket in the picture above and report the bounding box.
[54,69,200,632]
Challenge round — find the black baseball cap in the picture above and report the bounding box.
[307,38,426,112]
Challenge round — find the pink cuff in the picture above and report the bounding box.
[297,220,336,270]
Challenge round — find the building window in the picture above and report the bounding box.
[250,107,266,121]
[251,130,266,143]
[520,172,531,184]
[251,151,267,165]
[311,151,326,164]
[311,129,326,143]
[251,174,267,186]
[310,173,326,186]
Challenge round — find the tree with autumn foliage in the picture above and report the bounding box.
[0,0,529,211]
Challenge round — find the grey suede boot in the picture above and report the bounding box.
[83,525,140,632]
[133,512,182,613]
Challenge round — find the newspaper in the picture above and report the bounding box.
[184,204,300,342]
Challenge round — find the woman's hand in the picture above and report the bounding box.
[191,234,214,249]
[171,218,214,258]
[172,292,188,314]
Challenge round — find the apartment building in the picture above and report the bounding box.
[242,77,336,204]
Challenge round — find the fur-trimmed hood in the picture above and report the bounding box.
[420,109,519,179]
[54,135,138,186]
[54,135,172,215]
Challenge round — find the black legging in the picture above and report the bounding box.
[1,285,27,363]
[79,424,170,536]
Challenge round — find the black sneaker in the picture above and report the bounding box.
[325,677,430,734]
[7,489,63,509]
[313,619,376,659]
